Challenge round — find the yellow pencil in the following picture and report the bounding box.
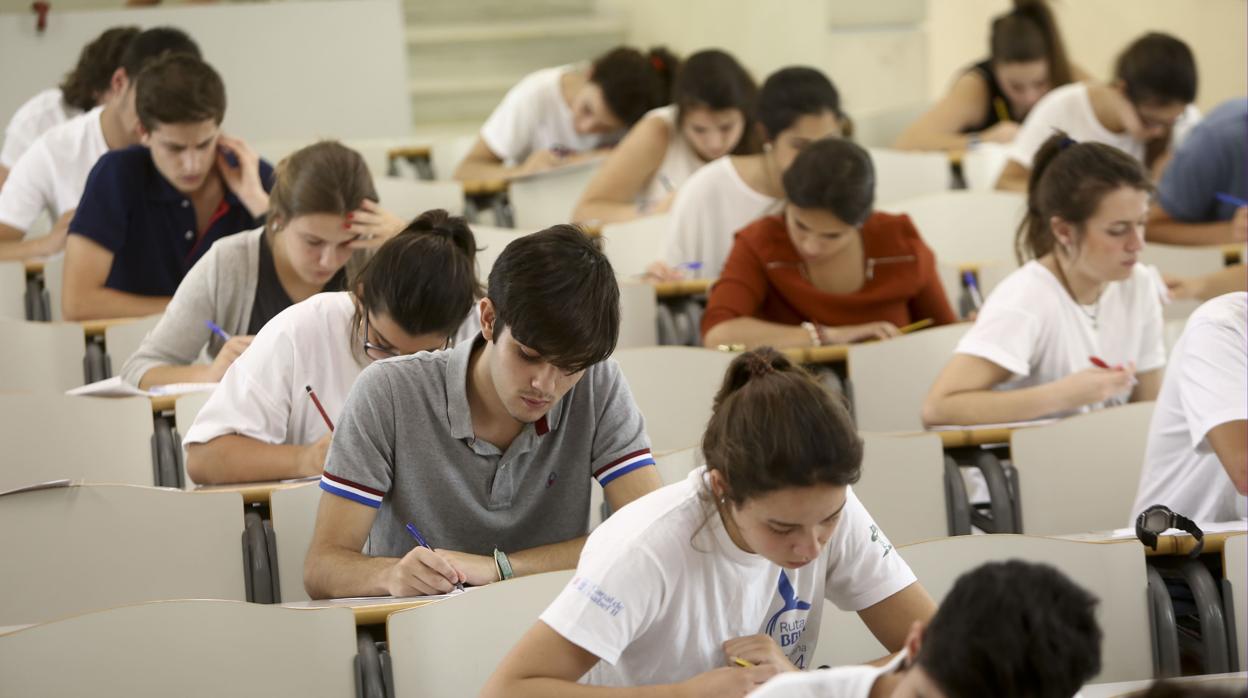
[993,97,1011,123]
[899,318,935,334]
[730,656,755,668]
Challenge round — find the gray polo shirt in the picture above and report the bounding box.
[320,335,655,558]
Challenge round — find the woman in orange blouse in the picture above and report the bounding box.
[702,137,956,349]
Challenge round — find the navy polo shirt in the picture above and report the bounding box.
[69,145,274,296]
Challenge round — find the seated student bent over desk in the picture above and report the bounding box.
[303,226,662,599]
[62,53,272,321]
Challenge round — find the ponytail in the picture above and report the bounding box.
[990,0,1073,88]
[590,46,681,127]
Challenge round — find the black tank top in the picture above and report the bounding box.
[962,59,1016,134]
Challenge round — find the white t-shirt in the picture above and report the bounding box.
[955,261,1166,418]
[0,88,80,169]
[662,156,780,279]
[1132,293,1248,524]
[539,467,917,686]
[479,65,606,165]
[0,105,108,232]
[183,292,480,457]
[639,105,706,211]
[748,649,908,698]
[1007,82,1200,168]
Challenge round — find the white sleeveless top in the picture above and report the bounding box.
[638,105,706,210]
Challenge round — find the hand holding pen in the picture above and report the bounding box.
[204,320,253,381]
[380,522,466,596]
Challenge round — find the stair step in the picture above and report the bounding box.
[406,16,623,45]
[403,0,597,24]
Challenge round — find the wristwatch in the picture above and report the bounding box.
[1135,504,1204,557]
[493,548,514,581]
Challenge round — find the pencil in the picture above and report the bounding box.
[993,97,1010,123]
[899,318,934,334]
[305,385,334,431]
[730,656,755,668]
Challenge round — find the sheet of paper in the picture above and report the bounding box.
[927,418,1059,432]
[281,588,470,610]
[0,479,75,497]
[66,376,216,398]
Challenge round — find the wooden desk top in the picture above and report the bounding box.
[282,596,441,626]
[461,179,508,196]
[385,145,431,160]
[81,317,142,338]
[652,278,712,298]
[1222,243,1244,265]
[24,260,43,275]
[781,344,850,365]
[1058,529,1245,557]
[933,426,1017,449]
[150,395,177,413]
[192,478,317,505]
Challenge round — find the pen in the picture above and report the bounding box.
[205,320,231,341]
[730,656,755,668]
[305,385,334,431]
[963,271,984,311]
[899,318,934,334]
[1215,192,1248,208]
[405,522,465,592]
[1089,356,1111,369]
[676,261,702,272]
[657,173,675,193]
[993,97,1010,123]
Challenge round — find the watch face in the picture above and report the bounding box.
[1145,509,1171,532]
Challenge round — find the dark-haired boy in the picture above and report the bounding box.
[304,225,661,600]
[63,53,271,321]
[0,26,199,262]
[751,559,1103,698]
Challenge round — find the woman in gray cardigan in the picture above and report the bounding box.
[121,141,404,388]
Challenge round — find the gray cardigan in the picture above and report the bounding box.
[120,227,263,386]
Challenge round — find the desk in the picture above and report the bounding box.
[1222,243,1243,266]
[782,344,850,365]
[282,595,443,626]
[1081,672,1246,697]
[653,278,712,298]
[193,478,317,506]
[932,426,1016,449]
[385,145,434,180]
[23,260,43,276]
[461,180,511,226]
[81,317,141,339]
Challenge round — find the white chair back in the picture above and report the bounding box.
[854,434,948,546]
[0,318,84,391]
[0,260,25,320]
[960,143,1011,190]
[175,390,214,487]
[812,535,1152,683]
[0,485,247,625]
[429,134,479,180]
[269,482,323,603]
[601,214,669,278]
[1225,533,1248,672]
[886,190,1026,270]
[617,280,658,349]
[1011,402,1156,536]
[373,176,465,218]
[509,159,603,229]
[613,347,736,453]
[852,104,930,148]
[0,600,357,697]
[104,314,163,374]
[43,254,63,321]
[868,148,952,206]
[1140,244,1228,320]
[388,570,574,698]
[848,324,970,432]
[0,393,154,492]
[472,224,536,282]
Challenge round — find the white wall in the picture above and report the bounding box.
[0,0,412,143]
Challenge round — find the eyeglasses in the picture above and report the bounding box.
[362,315,455,361]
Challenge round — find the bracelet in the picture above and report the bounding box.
[800,321,822,347]
[493,548,514,581]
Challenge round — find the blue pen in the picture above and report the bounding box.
[676,261,703,272]
[204,320,231,341]
[1215,192,1248,208]
[405,522,465,592]
[962,271,984,311]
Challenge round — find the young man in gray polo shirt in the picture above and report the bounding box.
[304,225,663,599]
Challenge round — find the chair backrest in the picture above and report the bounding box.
[601,214,670,278]
[655,446,700,485]
[851,103,930,148]
[960,143,1011,190]
[1224,533,1247,672]
[812,535,1151,683]
[0,600,357,697]
[388,570,574,698]
[886,190,1026,270]
[854,433,948,546]
[867,148,952,207]
[847,324,970,432]
[472,224,537,282]
[613,346,737,453]
[0,260,25,320]
[508,159,602,229]
[429,133,478,180]
[269,482,323,603]
[174,390,215,487]
[1011,402,1155,536]
[0,318,84,391]
[617,280,658,349]
[104,314,163,374]
[0,393,155,492]
[43,253,63,321]
[373,175,465,218]
[1140,244,1227,320]
[0,484,247,625]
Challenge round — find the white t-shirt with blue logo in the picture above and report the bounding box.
[539,467,916,686]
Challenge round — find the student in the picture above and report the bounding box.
[996,32,1199,191]
[894,0,1082,152]
[454,47,678,181]
[572,49,758,224]
[482,348,935,696]
[654,66,845,281]
[1166,265,1248,302]
[0,25,139,189]
[0,27,200,263]
[923,134,1165,427]
[302,226,662,599]
[1132,292,1246,524]
[702,138,956,351]
[1147,98,1247,245]
[120,141,407,389]
[750,560,1103,698]
[63,53,271,321]
[183,210,481,485]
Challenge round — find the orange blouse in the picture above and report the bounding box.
[701,213,957,338]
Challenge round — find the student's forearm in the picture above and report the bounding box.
[61,287,169,321]
[922,382,1077,427]
[304,544,400,600]
[0,234,55,261]
[508,536,586,578]
[453,157,520,182]
[185,434,307,485]
[572,199,642,225]
[138,363,218,390]
[1145,218,1238,245]
[489,678,685,698]
[893,128,972,153]
[703,318,810,350]
[994,162,1029,192]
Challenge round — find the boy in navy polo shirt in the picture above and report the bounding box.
[63,53,272,321]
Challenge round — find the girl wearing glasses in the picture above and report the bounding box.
[121,140,408,389]
[183,208,481,485]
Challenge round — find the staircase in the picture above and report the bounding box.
[402,0,626,129]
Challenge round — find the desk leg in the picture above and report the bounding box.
[1177,558,1232,673]
[411,156,434,181]
[1147,564,1181,678]
[490,194,514,228]
[356,628,387,698]
[24,276,44,321]
[151,413,181,488]
[83,338,106,384]
[942,455,972,535]
[242,509,277,604]
[1219,577,1240,672]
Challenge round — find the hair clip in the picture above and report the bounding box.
[1058,135,1078,150]
[650,55,665,72]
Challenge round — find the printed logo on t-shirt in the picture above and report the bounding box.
[765,570,812,668]
[569,575,624,617]
[869,524,893,558]
[546,471,558,489]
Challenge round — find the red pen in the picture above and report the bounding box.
[305,385,334,431]
[1089,356,1111,369]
